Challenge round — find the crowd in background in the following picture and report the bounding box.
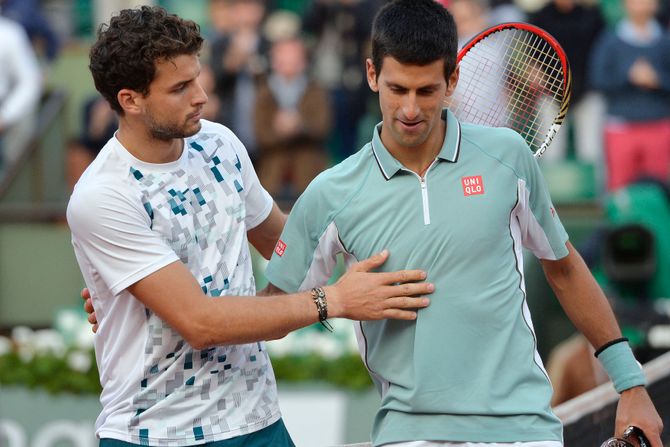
[1,0,670,200]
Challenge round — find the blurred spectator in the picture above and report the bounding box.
[0,0,60,63]
[207,0,235,38]
[254,36,332,199]
[0,15,42,172]
[530,0,606,165]
[489,0,527,24]
[302,0,385,162]
[263,8,302,42]
[589,0,670,191]
[210,0,268,163]
[449,0,490,48]
[448,0,527,43]
[66,95,117,190]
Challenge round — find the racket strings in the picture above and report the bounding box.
[449,27,568,154]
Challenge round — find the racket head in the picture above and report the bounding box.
[446,22,572,158]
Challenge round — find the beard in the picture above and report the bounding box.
[145,113,201,141]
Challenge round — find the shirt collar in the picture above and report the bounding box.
[371,108,462,180]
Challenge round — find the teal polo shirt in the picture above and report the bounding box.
[265,109,569,446]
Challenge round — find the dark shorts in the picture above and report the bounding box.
[99,418,295,447]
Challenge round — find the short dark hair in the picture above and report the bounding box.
[371,0,457,80]
[89,6,204,114]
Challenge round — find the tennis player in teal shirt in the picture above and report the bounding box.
[264,0,663,446]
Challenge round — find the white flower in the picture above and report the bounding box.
[11,326,34,347]
[267,331,301,357]
[311,332,343,360]
[54,309,83,341]
[17,345,34,363]
[73,321,96,349]
[0,336,13,356]
[265,340,283,357]
[67,350,92,373]
[32,329,67,357]
[266,322,362,359]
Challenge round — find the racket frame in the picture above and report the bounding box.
[455,22,573,158]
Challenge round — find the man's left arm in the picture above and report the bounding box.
[541,242,663,445]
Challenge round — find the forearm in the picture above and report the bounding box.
[191,290,319,347]
[128,253,431,350]
[542,242,622,349]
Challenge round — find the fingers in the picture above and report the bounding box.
[382,279,433,297]
[84,297,95,314]
[635,425,663,447]
[87,310,99,334]
[379,296,431,320]
[374,297,430,321]
[383,296,430,310]
[379,268,428,285]
[81,288,98,332]
[381,309,419,320]
[350,249,389,272]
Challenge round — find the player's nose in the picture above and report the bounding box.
[402,93,420,121]
[193,81,208,105]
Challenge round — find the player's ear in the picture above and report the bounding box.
[445,65,459,97]
[366,59,379,93]
[117,89,143,115]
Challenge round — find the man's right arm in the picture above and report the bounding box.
[123,249,431,349]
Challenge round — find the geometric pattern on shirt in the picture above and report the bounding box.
[123,131,276,443]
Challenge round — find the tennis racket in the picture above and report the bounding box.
[446,22,572,158]
[600,426,650,447]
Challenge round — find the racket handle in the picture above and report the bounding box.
[624,426,650,447]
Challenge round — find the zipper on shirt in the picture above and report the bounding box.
[409,159,437,226]
[420,177,430,225]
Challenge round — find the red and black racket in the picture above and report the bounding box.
[446,22,572,158]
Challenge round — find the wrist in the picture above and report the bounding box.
[322,285,342,318]
[620,384,646,395]
[310,287,334,332]
[595,338,646,393]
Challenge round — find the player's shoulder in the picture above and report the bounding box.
[296,144,375,211]
[195,119,234,138]
[461,123,528,155]
[188,120,238,149]
[187,120,248,161]
[68,139,139,215]
[460,122,536,174]
[314,144,374,189]
[72,139,131,194]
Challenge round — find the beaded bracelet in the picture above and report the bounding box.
[311,287,334,332]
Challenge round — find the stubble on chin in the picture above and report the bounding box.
[150,119,201,141]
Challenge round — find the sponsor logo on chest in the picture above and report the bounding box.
[461,175,485,196]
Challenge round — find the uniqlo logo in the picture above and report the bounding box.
[275,240,287,257]
[462,175,485,196]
